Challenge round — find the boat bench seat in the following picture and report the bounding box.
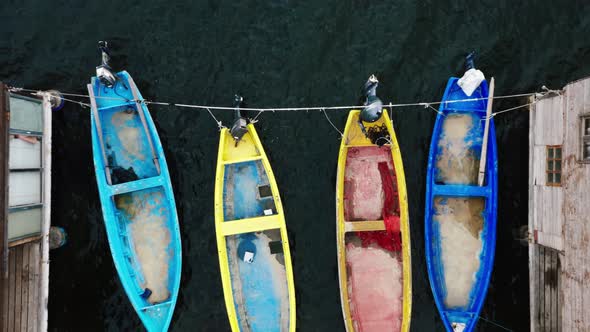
[344,220,386,232]
[108,176,165,196]
[218,215,282,236]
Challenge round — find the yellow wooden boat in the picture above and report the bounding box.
[336,109,412,331]
[214,121,296,332]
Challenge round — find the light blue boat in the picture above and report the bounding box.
[424,75,498,332]
[88,43,181,331]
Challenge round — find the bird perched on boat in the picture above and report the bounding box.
[96,41,118,88]
[358,74,383,136]
[230,94,248,146]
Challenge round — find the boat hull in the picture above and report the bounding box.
[336,110,412,332]
[89,71,182,332]
[424,77,498,332]
[214,124,296,332]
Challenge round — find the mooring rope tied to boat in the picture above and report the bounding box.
[477,314,514,332]
[204,107,226,131]
[322,108,344,137]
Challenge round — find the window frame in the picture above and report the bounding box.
[7,94,45,245]
[546,145,562,186]
[581,114,590,163]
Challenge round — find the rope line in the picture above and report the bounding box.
[205,107,225,131]
[5,85,559,123]
[477,315,514,332]
[425,103,445,116]
[250,111,264,123]
[5,84,540,114]
[321,108,344,137]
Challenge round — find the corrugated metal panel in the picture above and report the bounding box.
[532,77,590,331]
[563,79,590,219]
[532,145,546,185]
[533,185,563,250]
[559,77,590,331]
[530,91,565,251]
[534,94,564,145]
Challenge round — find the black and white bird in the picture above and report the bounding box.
[358,74,383,136]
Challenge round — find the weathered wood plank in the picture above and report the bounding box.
[539,246,546,331]
[0,82,10,330]
[583,220,590,331]
[27,242,39,332]
[31,242,44,331]
[529,246,538,331]
[0,82,9,280]
[528,97,537,332]
[14,246,23,332]
[550,250,557,332]
[1,247,9,332]
[20,243,30,332]
[7,248,15,332]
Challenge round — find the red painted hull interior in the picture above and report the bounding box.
[343,146,404,331]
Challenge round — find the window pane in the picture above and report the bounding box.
[585,118,590,135]
[9,171,41,206]
[9,135,41,169]
[584,141,590,160]
[548,160,554,171]
[8,207,42,241]
[548,148,554,158]
[9,96,43,133]
[547,172,553,184]
[555,172,561,184]
[556,148,562,159]
[555,160,561,171]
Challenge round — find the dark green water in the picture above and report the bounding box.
[2,1,590,331]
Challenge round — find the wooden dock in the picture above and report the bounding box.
[529,76,590,331]
[0,83,52,332]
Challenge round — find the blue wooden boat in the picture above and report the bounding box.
[88,68,182,331]
[424,77,497,332]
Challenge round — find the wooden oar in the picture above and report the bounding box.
[478,77,494,186]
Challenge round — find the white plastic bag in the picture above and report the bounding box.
[457,68,485,96]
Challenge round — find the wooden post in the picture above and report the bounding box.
[478,77,495,186]
[0,82,9,330]
[0,82,9,279]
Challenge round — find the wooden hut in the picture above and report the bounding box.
[529,76,590,331]
[0,83,52,332]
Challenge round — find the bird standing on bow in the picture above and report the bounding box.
[358,74,384,136]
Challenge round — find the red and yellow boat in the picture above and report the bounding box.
[336,109,412,332]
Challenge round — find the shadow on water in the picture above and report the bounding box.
[2,0,590,331]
